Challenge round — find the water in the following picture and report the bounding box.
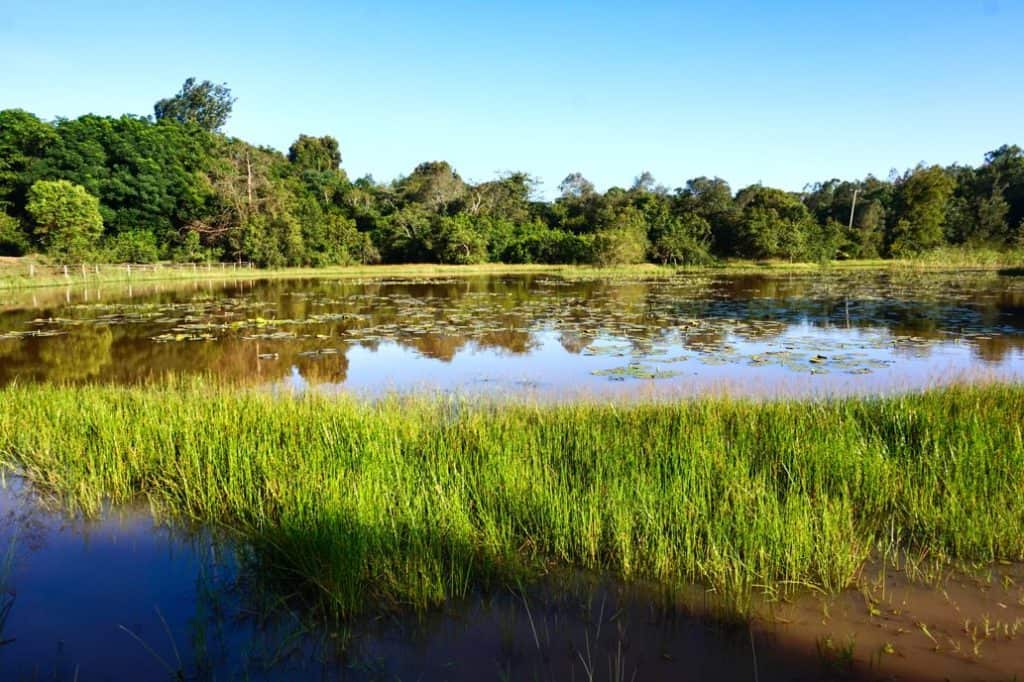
[2,270,1024,397]
[4,270,1024,679]
[3,480,1023,681]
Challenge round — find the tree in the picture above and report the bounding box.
[590,205,648,265]
[26,179,104,260]
[288,135,342,172]
[0,210,28,256]
[650,214,712,265]
[888,164,955,256]
[733,185,819,260]
[0,109,58,224]
[154,78,235,132]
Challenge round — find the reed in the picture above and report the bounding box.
[1,382,1021,619]
[3,256,1022,292]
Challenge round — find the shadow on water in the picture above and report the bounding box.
[2,480,1023,681]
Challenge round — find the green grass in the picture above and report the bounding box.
[0,382,1022,620]
[3,248,1023,291]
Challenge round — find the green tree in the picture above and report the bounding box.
[590,205,648,265]
[650,214,712,265]
[26,179,104,261]
[0,210,29,256]
[435,214,489,264]
[0,109,58,226]
[102,229,160,263]
[733,185,819,260]
[154,78,235,132]
[888,164,955,256]
[288,135,342,172]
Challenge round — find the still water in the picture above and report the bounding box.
[4,271,1024,679]
[3,478,1023,681]
[2,270,1024,397]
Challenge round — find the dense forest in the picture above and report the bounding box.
[1,78,1022,266]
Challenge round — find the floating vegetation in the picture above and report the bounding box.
[591,364,681,380]
[0,270,1022,392]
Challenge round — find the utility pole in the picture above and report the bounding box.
[847,188,860,231]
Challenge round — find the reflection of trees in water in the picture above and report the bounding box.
[558,332,594,355]
[406,334,466,362]
[3,272,1024,385]
[36,325,114,381]
[973,335,1024,363]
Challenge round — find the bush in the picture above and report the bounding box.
[101,230,160,263]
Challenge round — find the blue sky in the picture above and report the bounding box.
[1,1,1021,198]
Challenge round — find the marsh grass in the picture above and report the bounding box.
[0,382,1022,621]
[3,253,1023,292]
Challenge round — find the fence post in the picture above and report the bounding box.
[29,263,35,278]
[63,265,69,279]
[127,263,131,278]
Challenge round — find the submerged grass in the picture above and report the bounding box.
[0,382,1022,620]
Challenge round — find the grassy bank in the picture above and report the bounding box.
[3,247,1023,291]
[1,382,1022,619]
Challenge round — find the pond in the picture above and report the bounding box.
[3,479,1023,681]
[2,270,1024,398]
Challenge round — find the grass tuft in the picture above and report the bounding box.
[1,382,1022,619]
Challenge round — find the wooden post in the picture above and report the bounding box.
[29,263,35,278]
[847,188,860,231]
[81,264,87,279]
[126,263,132,278]
[63,265,69,279]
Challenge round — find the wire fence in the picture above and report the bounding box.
[15,261,257,281]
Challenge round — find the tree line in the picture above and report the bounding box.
[1,78,1022,266]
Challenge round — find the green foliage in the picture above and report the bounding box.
[0,97,1021,267]
[153,77,235,132]
[0,211,29,256]
[288,134,342,172]
[3,383,1024,618]
[25,179,104,261]
[590,205,649,265]
[170,230,217,263]
[434,214,490,264]
[889,165,955,256]
[733,186,820,260]
[0,109,58,224]
[101,229,160,263]
[649,214,712,265]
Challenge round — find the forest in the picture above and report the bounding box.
[2,78,1023,267]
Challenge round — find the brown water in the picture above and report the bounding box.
[2,270,1024,397]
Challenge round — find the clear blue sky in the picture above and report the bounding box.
[1,0,1021,198]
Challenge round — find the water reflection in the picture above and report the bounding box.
[3,478,1023,681]
[1,271,1024,397]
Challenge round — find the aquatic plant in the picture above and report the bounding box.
[1,382,1023,620]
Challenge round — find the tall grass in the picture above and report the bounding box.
[4,255,1022,292]
[0,382,1022,619]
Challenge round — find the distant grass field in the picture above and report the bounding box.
[2,246,1023,291]
[1,381,1021,619]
